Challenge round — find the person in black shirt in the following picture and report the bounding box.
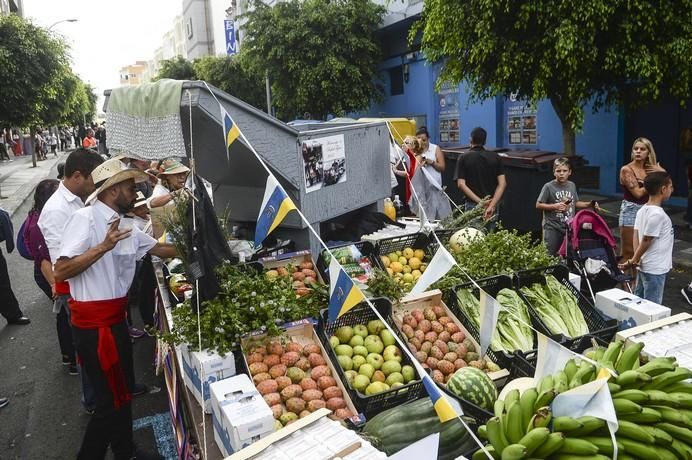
[454,127,507,221]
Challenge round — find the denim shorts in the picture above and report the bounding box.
[619,200,643,227]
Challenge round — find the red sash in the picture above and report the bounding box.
[54,281,70,296]
[69,297,131,409]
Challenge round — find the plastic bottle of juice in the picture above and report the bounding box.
[384,197,396,221]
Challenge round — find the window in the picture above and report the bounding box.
[186,18,193,39]
[388,66,404,96]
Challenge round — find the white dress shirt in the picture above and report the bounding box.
[38,182,84,264]
[59,200,157,301]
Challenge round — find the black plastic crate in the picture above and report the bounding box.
[428,228,457,252]
[315,241,377,283]
[372,232,434,270]
[514,265,618,350]
[446,275,538,370]
[317,298,426,418]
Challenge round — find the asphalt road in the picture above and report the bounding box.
[0,164,174,459]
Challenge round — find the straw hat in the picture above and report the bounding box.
[86,158,148,204]
[159,158,190,175]
[134,191,148,208]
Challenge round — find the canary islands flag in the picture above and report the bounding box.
[220,105,241,159]
[254,175,296,246]
[421,373,463,423]
[327,257,365,322]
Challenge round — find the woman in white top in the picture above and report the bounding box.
[413,127,452,220]
[148,158,190,209]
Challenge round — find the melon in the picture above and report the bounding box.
[446,366,497,410]
[449,227,484,253]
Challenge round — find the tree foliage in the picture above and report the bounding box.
[242,0,385,120]
[154,56,196,81]
[414,0,692,154]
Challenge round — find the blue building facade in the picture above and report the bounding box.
[365,16,690,205]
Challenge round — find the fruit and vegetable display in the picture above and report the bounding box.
[320,245,375,283]
[438,197,488,232]
[473,340,692,460]
[393,303,502,384]
[264,259,322,297]
[520,275,589,339]
[379,247,428,292]
[245,336,355,428]
[328,320,418,396]
[168,273,193,299]
[166,261,328,355]
[455,287,535,353]
[361,397,479,460]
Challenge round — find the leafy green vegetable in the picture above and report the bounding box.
[365,268,404,301]
[520,275,588,338]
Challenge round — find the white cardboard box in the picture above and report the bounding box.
[568,272,581,291]
[210,374,274,457]
[180,344,236,413]
[595,288,671,330]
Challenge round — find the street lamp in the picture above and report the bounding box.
[47,18,78,31]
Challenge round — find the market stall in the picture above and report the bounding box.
[103,79,692,460]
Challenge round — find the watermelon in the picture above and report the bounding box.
[447,366,497,410]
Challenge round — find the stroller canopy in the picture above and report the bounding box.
[560,209,616,257]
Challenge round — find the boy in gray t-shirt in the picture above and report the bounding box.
[536,158,598,256]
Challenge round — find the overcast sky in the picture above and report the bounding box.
[24,0,182,113]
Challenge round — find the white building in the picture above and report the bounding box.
[140,14,187,83]
[0,0,23,16]
[183,0,238,58]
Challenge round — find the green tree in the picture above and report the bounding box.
[194,53,266,111]
[242,0,385,120]
[414,1,692,155]
[154,56,197,81]
[0,14,71,165]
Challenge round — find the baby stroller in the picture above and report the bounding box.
[559,209,633,302]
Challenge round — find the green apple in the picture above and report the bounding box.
[364,335,384,354]
[380,329,396,347]
[385,372,403,386]
[401,365,415,383]
[366,353,384,370]
[344,370,358,385]
[367,319,385,335]
[353,324,369,338]
[372,370,386,383]
[352,345,368,357]
[335,326,354,344]
[365,382,384,395]
[349,335,364,347]
[337,354,353,371]
[352,355,366,371]
[358,363,375,380]
[353,374,370,392]
[381,360,401,376]
[329,336,340,349]
[383,345,402,363]
[334,344,353,358]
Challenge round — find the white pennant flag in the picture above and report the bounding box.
[552,377,619,460]
[408,245,455,296]
[479,290,500,358]
[534,333,602,380]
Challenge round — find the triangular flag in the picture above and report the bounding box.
[534,332,602,380]
[478,290,500,358]
[421,373,463,423]
[552,377,619,460]
[327,257,365,322]
[408,245,455,295]
[220,104,242,162]
[254,175,296,246]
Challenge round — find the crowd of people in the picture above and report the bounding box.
[391,128,679,306]
[0,123,108,162]
[0,148,187,460]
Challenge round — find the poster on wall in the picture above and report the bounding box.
[506,95,538,145]
[434,63,461,146]
[301,134,347,193]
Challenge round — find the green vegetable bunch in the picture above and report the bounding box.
[165,262,328,355]
[520,275,588,338]
[439,196,489,230]
[365,268,405,301]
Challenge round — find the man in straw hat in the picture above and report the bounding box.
[148,158,190,209]
[54,158,176,460]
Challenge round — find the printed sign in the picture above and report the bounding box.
[301,134,347,193]
[505,95,537,145]
[224,20,237,55]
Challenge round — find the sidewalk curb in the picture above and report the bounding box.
[1,160,60,218]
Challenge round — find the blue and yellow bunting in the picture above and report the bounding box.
[254,175,296,246]
[327,258,365,322]
[220,105,241,160]
[422,373,463,423]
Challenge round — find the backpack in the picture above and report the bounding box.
[17,217,33,260]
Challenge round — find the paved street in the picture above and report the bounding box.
[0,158,175,460]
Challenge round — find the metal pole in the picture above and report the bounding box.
[265,71,272,116]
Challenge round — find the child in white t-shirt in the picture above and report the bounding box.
[619,171,674,304]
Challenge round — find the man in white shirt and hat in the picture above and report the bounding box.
[54,158,176,460]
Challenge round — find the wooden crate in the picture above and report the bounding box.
[394,290,510,384]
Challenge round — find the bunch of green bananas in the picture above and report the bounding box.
[472,340,692,459]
